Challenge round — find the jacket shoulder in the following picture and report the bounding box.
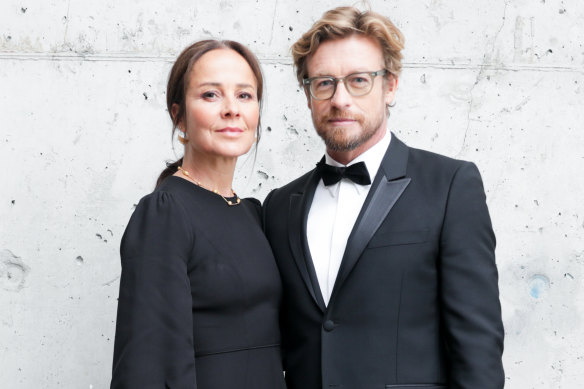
[408,145,466,167]
[266,169,315,201]
[406,145,480,176]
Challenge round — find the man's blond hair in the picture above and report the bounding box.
[291,6,405,84]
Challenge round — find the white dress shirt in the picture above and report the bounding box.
[307,131,392,305]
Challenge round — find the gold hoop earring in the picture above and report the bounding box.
[178,129,188,145]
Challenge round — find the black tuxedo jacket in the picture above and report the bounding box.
[263,135,504,389]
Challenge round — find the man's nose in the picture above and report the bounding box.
[330,81,352,108]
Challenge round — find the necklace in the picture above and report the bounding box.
[177,166,241,206]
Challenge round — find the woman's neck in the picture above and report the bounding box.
[177,153,237,197]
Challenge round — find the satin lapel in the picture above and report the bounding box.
[330,134,411,300]
[288,167,327,312]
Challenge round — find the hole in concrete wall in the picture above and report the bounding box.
[0,249,29,292]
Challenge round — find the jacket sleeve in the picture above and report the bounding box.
[111,191,197,389]
[261,190,276,233]
[261,189,288,371]
[439,162,504,389]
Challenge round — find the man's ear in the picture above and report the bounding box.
[384,75,398,106]
[304,88,312,110]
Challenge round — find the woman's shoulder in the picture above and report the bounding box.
[153,175,189,195]
[126,178,194,237]
[242,196,261,208]
[135,179,187,214]
[136,176,199,213]
[242,197,262,219]
[122,181,194,260]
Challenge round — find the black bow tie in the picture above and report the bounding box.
[316,161,371,186]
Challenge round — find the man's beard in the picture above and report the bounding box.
[314,107,384,152]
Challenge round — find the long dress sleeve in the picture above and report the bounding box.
[111,191,197,389]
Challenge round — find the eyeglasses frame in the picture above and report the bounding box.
[302,69,389,101]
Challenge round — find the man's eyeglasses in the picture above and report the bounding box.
[302,69,388,101]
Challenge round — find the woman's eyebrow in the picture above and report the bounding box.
[196,82,255,88]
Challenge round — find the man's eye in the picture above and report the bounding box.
[315,79,334,89]
[350,76,368,84]
[348,76,371,89]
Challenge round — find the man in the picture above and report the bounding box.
[263,6,504,389]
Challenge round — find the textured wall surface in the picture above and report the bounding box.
[1,0,583,388]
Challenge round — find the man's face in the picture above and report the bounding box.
[305,35,397,161]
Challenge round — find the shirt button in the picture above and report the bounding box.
[323,320,336,331]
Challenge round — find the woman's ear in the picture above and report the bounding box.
[171,103,182,129]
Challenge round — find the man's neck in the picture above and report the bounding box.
[327,126,387,165]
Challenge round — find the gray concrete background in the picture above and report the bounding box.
[1,0,583,387]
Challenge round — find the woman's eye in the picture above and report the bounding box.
[239,92,254,100]
[202,91,218,99]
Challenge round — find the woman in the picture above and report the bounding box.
[110,40,284,388]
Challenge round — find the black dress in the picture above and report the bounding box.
[111,176,284,389]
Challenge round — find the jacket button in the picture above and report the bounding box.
[323,320,335,331]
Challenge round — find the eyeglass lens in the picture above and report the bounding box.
[311,73,374,100]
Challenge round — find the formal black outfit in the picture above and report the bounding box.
[111,176,284,389]
[263,134,504,389]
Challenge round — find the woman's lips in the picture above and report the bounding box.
[217,127,244,133]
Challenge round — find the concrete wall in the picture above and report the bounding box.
[1,0,582,387]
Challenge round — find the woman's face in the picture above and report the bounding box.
[178,49,259,160]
